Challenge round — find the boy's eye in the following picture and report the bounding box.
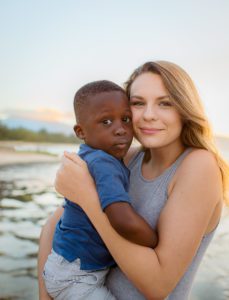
[102,119,112,125]
[123,116,132,123]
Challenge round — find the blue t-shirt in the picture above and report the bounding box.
[53,144,131,270]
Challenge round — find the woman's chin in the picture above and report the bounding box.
[136,136,165,149]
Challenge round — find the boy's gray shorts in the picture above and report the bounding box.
[43,250,116,300]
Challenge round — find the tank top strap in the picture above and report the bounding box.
[162,148,193,190]
[167,147,192,175]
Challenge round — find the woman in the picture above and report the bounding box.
[38,61,228,300]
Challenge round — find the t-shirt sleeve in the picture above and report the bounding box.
[62,199,67,208]
[89,157,131,210]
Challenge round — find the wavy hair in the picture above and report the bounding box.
[125,61,229,204]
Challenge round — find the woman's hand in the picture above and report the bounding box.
[54,152,99,210]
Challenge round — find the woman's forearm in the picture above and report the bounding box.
[38,224,53,300]
[38,207,63,300]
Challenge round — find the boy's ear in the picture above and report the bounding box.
[73,124,85,140]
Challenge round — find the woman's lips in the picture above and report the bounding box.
[140,128,163,134]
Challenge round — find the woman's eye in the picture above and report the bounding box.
[130,101,144,106]
[123,116,132,123]
[102,119,112,125]
[159,101,172,107]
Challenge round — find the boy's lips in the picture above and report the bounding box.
[115,143,128,149]
[114,140,130,149]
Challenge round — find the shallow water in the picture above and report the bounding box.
[0,161,228,300]
[0,162,62,300]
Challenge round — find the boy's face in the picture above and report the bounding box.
[74,91,133,159]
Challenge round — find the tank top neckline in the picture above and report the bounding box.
[137,147,192,183]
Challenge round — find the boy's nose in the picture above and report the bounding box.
[114,125,126,136]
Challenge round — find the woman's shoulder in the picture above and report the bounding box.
[168,148,223,235]
[180,148,219,172]
[172,148,222,195]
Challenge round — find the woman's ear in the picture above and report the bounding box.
[73,124,85,140]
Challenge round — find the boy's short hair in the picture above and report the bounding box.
[74,80,125,122]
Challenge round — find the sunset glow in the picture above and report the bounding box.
[1,108,75,125]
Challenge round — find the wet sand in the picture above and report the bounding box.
[0,141,60,166]
[0,149,59,165]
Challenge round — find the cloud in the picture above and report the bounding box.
[0,108,75,125]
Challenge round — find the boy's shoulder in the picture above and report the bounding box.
[79,144,117,164]
[79,144,125,171]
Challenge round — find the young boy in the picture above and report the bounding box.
[43,80,158,299]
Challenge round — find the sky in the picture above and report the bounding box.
[0,0,229,135]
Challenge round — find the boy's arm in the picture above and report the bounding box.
[38,207,64,300]
[90,157,158,248]
[105,202,158,248]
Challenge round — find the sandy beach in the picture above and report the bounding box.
[0,141,60,166]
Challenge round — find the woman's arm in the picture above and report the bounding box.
[55,151,222,299]
[37,207,64,300]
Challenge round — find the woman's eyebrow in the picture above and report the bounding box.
[157,95,170,100]
[129,95,144,100]
[130,95,170,100]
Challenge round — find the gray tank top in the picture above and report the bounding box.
[106,148,217,300]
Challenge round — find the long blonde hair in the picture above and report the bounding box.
[125,61,229,204]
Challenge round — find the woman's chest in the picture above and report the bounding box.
[128,172,168,229]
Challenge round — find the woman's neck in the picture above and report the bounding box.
[142,141,186,180]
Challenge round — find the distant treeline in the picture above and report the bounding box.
[0,123,80,144]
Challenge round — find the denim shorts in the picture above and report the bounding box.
[43,250,116,300]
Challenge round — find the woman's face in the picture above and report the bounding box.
[129,72,183,149]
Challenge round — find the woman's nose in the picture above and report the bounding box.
[143,105,158,121]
